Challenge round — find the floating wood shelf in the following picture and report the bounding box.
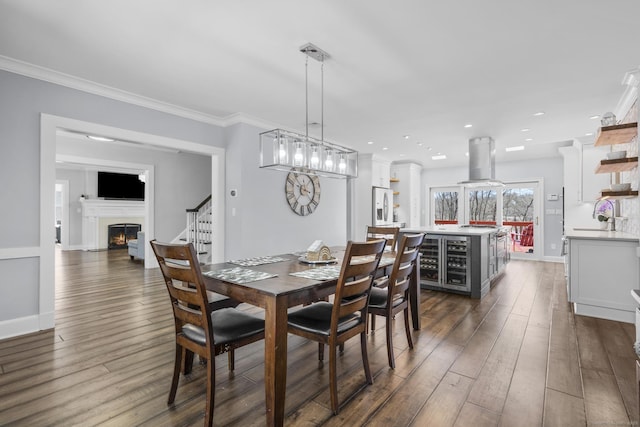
[595,157,638,173]
[390,177,400,183]
[600,190,638,199]
[393,203,400,208]
[594,122,637,146]
[393,191,400,195]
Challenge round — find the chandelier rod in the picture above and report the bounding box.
[305,54,309,140]
[321,61,324,143]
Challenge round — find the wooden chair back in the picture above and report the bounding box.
[332,239,386,334]
[387,233,425,305]
[366,226,400,252]
[150,241,213,355]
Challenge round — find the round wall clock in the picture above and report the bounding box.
[285,168,321,216]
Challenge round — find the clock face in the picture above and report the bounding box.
[285,168,321,216]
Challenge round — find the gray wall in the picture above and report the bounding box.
[0,69,349,333]
[422,156,565,258]
[224,122,348,260]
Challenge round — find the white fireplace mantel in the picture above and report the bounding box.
[82,199,145,250]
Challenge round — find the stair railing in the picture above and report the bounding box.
[186,195,213,262]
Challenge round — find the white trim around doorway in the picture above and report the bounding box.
[39,113,226,333]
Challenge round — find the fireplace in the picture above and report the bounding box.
[108,223,141,250]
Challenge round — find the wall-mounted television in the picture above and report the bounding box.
[97,172,145,200]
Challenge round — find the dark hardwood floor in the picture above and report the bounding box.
[0,249,637,426]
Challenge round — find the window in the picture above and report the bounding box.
[433,190,459,224]
[467,189,497,224]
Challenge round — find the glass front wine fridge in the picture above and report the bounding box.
[419,235,471,293]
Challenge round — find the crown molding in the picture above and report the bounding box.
[0,55,343,143]
[220,111,283,131]
[0,55,228,126]
[614,67,639,119]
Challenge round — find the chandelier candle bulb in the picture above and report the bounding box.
[293,141,305,166]
[324,149,334,171]
[309,145,320,168]
[338,153,346,171]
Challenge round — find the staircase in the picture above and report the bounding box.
[175,195,213,264]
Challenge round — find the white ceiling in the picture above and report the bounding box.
[1,1,639,168]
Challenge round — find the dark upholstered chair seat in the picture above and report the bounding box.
[368,287,404,309]
[182,308,264,346]
[206,290,241,311]
[288,302,361,336]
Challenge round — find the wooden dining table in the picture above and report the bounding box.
[201,249,421,426]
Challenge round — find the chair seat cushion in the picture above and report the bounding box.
[206,291,241,310]
[287,301,361,336]
[368,287,404,309]
[182,308,264,346]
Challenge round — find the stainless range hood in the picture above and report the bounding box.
[458,136,505,187]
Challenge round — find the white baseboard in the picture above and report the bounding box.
[0,246,40,260]
[543,256,564,263]
[0,314,44,340]
[573,303,634,324]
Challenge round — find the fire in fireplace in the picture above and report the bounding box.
[108,223,141,250]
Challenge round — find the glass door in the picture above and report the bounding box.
[502,182,540,260]
[419,235,442,286]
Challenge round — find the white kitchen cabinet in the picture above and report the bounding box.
[578,142,610,202]
[567,234,639,323]
[371,156,391,188]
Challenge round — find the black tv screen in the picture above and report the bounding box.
[97,172,145,200]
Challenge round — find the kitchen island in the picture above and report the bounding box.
[564,228,639,323]
[401,225,510,298]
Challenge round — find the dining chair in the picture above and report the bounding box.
[150,240,265,427]
[366,225,400,252]
[367,233,425,369]
[287,239,387,414]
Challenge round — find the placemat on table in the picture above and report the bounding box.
[204,267,277,284]
[290,266,341,281]
[228,256,289,267]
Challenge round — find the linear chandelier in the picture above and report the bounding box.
[259,43,358,178]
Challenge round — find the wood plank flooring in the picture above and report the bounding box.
[0,249,637,426]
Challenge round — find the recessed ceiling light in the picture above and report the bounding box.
[417,142,423,146]
[589,115,600,120]
[585,132,593,136]
[464,124,473,128]
[525,138,533,142]
[432,154,447,160]
[465,152,469,156]
[399,153,406,157]
[403,135,410,139]
[533,112,545,116]
[505,145,525,152]
[382,147,389,151]
[87,135,115,142]
[367,141,374,145]
[521,128,530,132]
[427,147,432,151]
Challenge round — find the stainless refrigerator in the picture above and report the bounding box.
[372,186,394,226]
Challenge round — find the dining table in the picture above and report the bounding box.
[201,248,421,426]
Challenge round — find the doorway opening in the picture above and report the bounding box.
[40,114,226,332]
